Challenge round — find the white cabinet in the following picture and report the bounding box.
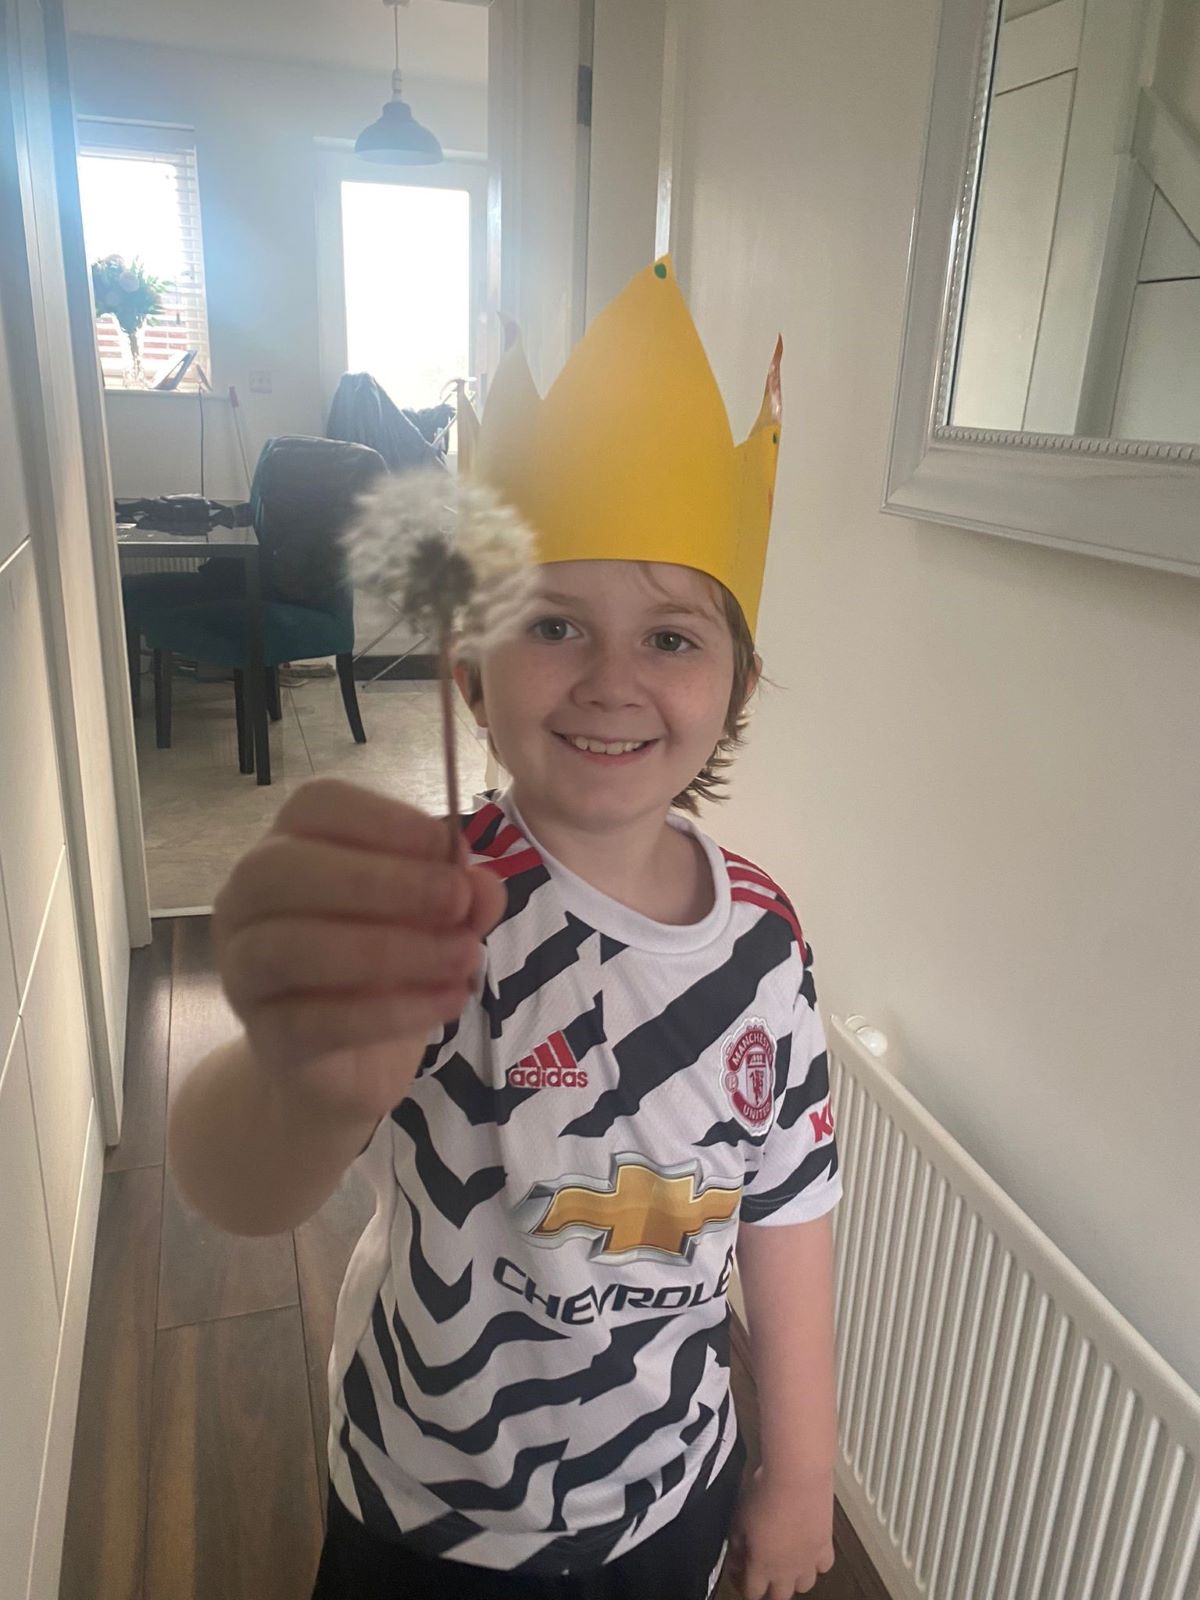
[0,1025,62,1594]
[21,861,95,1309]
[0,844,17,1072]
[0,545,67,997]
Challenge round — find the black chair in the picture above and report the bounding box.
[137,436,387,783]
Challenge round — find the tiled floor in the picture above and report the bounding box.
[132,665,488,911]
[58,918,890,1600]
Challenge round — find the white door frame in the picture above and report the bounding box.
[1,0,151,1148]
[485,0,593,392]
[44,0,151,956]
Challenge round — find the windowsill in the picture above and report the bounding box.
[102,387,223,400]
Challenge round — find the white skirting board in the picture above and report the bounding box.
[25,1099,104,1600]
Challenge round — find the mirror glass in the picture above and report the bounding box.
[948,0,1200,444]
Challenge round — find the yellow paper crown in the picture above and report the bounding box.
[457,257,782,636]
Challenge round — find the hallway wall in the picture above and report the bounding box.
[668,0,1200,1391]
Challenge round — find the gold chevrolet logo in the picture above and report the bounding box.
[529,1160,741,1259]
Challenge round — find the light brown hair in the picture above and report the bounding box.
[678,578,758,814]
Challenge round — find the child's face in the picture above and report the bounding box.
[463,560,740,831]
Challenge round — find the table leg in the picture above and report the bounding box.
[233,670,254,774]
[154,649,173,748]
[244,551,271,785]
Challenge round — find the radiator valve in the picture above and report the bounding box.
[843,1015,889,1057]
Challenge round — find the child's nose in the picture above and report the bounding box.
[573,643,644,709]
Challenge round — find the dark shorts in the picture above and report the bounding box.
[310,1434,747,1600]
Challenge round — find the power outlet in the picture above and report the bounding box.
[248,369,273,394]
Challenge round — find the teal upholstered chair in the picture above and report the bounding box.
[138,436,387,783]
[122,559,245,722]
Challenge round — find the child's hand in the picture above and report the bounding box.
[725,1466,835,1598]
[211,779,506,1125]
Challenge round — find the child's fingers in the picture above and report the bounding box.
[215,835,473,937]
[221,919,480,1011]
[723,1535,745,1582]
[738,1562,769,1600]
[248,985,471,1067]
[273,778,450,861]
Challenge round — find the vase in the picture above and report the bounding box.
[122,328,148,389]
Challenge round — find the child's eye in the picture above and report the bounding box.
[530,616,580,642]
[648,630,695,654]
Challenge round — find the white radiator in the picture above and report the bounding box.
[828,1014,1200,1600]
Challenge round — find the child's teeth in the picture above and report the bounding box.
[570,737,645,755]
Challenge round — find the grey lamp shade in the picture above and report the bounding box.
[354,97,443,164]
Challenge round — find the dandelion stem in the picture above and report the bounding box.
[437,626,460,858]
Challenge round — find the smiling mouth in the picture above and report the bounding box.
[554,733,656,757]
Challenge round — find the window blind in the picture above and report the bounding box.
[77,118,212,391]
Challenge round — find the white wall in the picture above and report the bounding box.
[68,34,487,500]
[487,0,584,394]
[486,0,662,390]
[665,0,1200,1392]
[18,7,131,1099]
[586,0,664,323]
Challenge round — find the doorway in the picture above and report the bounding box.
[69,11,491,914]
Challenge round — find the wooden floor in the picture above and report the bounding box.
[60,918,889,1600]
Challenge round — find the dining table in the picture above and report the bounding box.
[115,521,273,784]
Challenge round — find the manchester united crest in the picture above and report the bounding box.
[721,1017,776,1131]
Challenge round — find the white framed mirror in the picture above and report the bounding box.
[885,0,1200,578]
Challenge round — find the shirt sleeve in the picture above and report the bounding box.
[739,946,841,1226]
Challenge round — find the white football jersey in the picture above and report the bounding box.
[327,791,841,1574]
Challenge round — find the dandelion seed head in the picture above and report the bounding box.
[343,469,537,647]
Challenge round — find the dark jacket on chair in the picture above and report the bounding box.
[325,372,447,476]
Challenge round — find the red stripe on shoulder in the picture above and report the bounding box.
[480,845,545,881]
[492,822,528,858]
[475,820,525,860]
[731,887,808,962]
[721,847,761,870]
[463,802,504,847]
[727,863,780,896]
[722,847,787,897]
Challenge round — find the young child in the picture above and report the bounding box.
[169,259,841,1600]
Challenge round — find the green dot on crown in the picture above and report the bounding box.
[654,262,668,279]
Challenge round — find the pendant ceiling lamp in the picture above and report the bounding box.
[356,0,444,165]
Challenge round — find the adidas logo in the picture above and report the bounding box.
[507,1031,589,1089]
